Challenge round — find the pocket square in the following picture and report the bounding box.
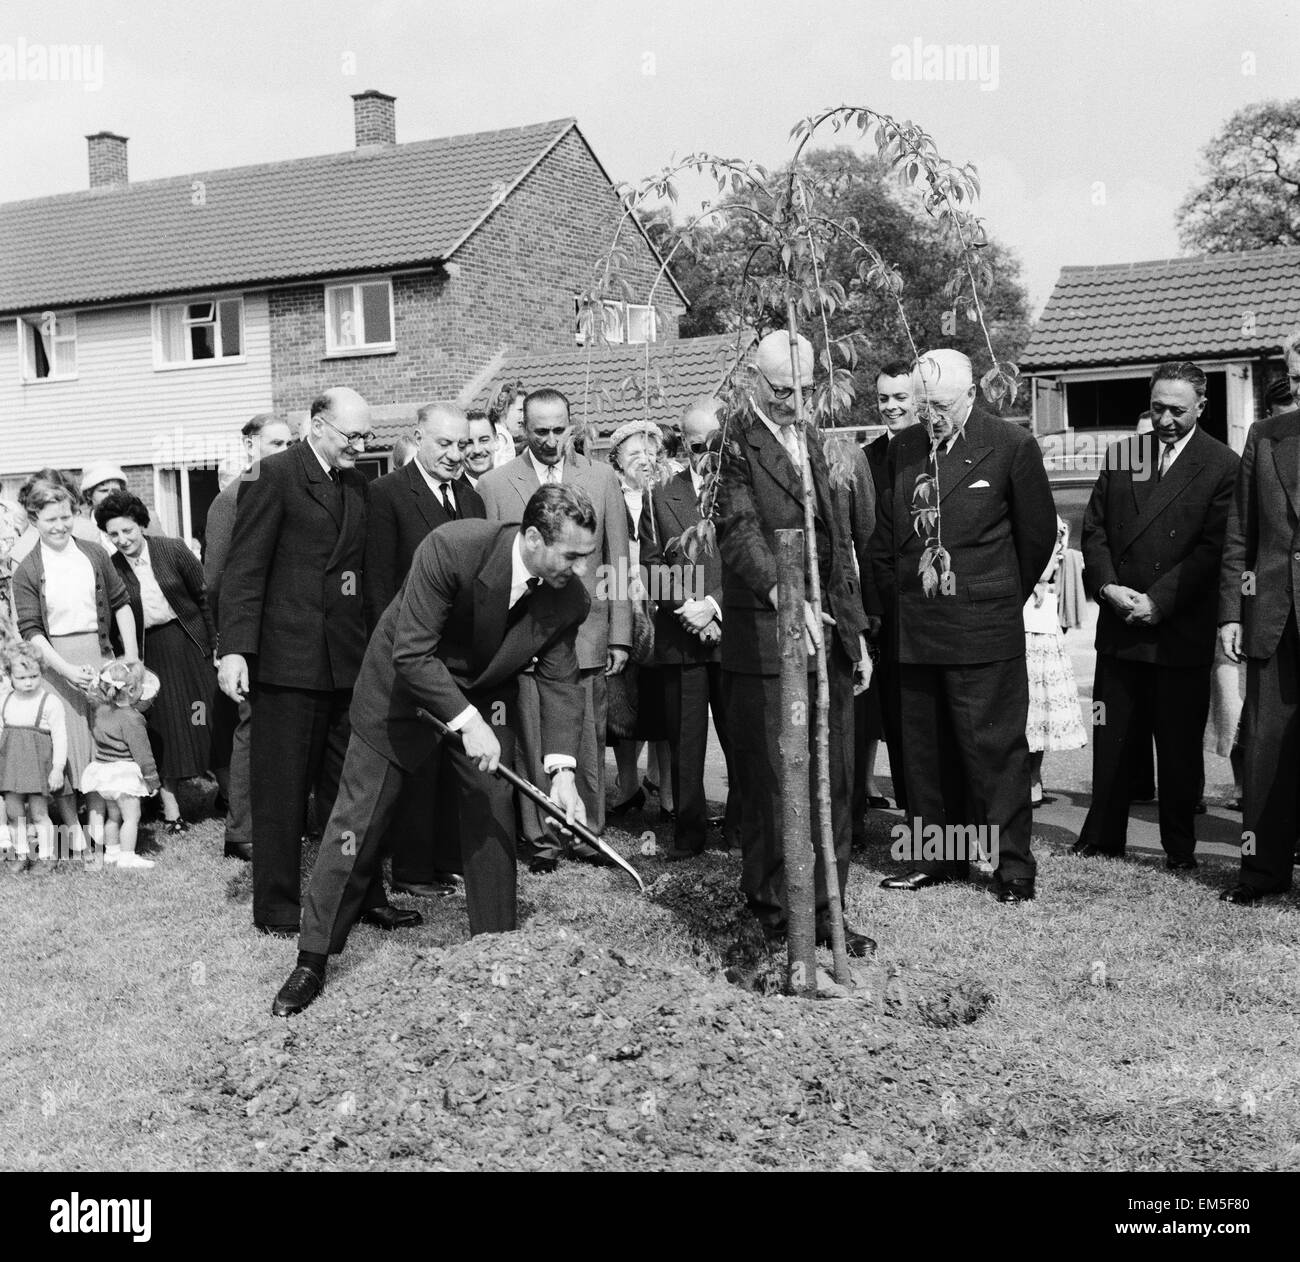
[969,479,990,488]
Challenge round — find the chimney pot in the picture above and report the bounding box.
[351,90,396,147]
[86,130,129,188]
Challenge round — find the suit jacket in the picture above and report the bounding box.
[202,477,239,631]
[836,441,877,617]
[349,520,589,772]
[639,469,723,665]
[477,451,631,671]
[218,441,368,691]
[870,407,1056,665]
[1218,408,1300,660]
[715,414,868,676]
[1084,426,1238,667]
[863,432,892,503]
[364,461,485,629]
[113,533,217,658]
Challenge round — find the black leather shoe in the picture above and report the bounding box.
[255,922,298,938]
[392,878,458,898]
[1220,885,1264,905]
[817,926,877,958]
[571,844,615,867]
[272,965,324,1017]
[1071,842,1123,858]
[879,870,949,891]
[607,787,646,817]
[995,878,1035,904]
[223,840,253,862]
[360,905,422,931]
[1166,856,1198,871]
[529,856,559,875]
[163,818,189,836]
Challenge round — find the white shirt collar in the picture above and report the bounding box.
[528,450,562,484]
[306,438,333,477]
[754,406,799,454]
[689,464,705,496]
[510,531,535,606]
[1158,426,1196,461]
[129,539,152,569]
[412,456,454,496]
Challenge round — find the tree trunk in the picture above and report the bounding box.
[785,302,852,986]
[776,529,816,997]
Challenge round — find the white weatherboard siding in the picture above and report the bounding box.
[0,293,273,475]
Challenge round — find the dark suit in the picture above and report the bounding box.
[640,469,738,852]
[1081,427,1238,858]
[218,441,372,929]
[1219,409,1300,893]
[870,408,1056,884]
[300,521,588,952]
[862,432,907,812]
[364,461,485,885]
[715,416,869,931]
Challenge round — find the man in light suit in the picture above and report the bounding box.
[364,402,486,899]
[218,387,404,936]
[271,485,595,1015]
[870,349,1056,902]
[477,388,631,871]
[716,331,874,955]
[640,397,738,859]
[1077,361,1238,868]
[1219,328,1300,904]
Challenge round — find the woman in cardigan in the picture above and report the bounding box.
[95,490,216,834]
[12,475,139,838]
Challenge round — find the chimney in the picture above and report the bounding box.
[352,90,396,147]
[86,131,129,188]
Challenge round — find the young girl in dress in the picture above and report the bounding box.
[81,660,160,870]
[0,642,69,864]
[1024,516,1087,806]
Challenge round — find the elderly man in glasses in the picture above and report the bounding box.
[219,387,410,938]
[715,330,876,957]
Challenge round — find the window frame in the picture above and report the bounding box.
[152,294,246,370]
[17,311,79,383]
[323,277,396,357]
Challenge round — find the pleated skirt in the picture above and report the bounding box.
[142,619,213,780]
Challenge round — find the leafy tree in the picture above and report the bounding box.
[1176,100,1300,252]
[645,148,1032,419]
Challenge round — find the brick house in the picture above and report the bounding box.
[0,91,686,544]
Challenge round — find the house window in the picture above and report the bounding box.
[18,312,77,380]
[574,298,657,345]
[325,280,394,354]
[155,298,244,366]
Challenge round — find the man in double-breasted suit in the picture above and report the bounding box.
[870,349,1057,902]
[716,332,874,954]
[364,403,485,897]
[271,487,594,1015]
[218,387,397,936]
[1218,335,1300,903]
[477,389,631,867]
[1078,362,1238,868]
[640,398,738,858]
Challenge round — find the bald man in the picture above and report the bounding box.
[715,331,874,955]
[870,350,1056,903]
[219,387,407,936]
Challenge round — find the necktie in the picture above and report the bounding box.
[439,483,457,519]
[780,427,800,463]
[506,577,541,629]
[1158,443,1174,480]
[546,464,559,484]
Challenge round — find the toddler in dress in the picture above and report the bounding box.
[0,643,68,865]
[81,661,160,871]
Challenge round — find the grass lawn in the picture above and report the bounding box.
[2,793,1297,1171]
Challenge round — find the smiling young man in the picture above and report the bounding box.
[272,483,596,1016]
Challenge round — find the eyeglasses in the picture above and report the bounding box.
[687,440,712,454]
[760,373,801,402]
[317,416,376,448]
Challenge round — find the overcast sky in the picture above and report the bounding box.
[2,0,1297,313]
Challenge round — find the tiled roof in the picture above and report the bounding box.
[1021,247,1300,371]
[0,119,578,313]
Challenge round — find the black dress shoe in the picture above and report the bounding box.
[1071,842,1123,858]
[391,878,458,898]
[571,845,615,868]
[529,856,558,875]
[1166,856,1198,871]
[816,926,877,958]
[360,905,423,931]
[272,965,324,1017]
[1031,794,1057,807]
[664,844,704,862]
[1220,884,1264,905]
[995,878,1035,904]
[255,922,298,938]
[212,793,229,817]
[879,870,949,891]
[223,840,253,862]
[163,818,189,836]
[607,787,646,817]
[865,794,895,809]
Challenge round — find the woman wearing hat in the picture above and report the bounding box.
[95,490,215,835]
[11,474,139,847]
[79,462,129,552]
